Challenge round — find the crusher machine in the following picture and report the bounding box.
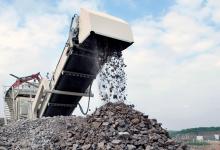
[3,73,41,122]
[4,8,133,121]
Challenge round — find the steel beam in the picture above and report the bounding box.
[48,103,77,108]
[44,89,94,97]
[62,70,96,79]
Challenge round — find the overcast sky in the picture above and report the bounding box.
[0,0,220,130]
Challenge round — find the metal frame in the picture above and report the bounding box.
[62,70,96,79]
[48,103,77,108]
[44,89,94,97]
[3,83,38,122]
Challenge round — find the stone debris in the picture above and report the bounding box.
[0,102,188,150]
[0,118,4,127]
[98,53,127,102]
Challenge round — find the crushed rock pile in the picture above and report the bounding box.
[0,102,187,150]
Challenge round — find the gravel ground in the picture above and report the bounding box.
[0,102,188,150]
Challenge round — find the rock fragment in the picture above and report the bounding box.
[98,53,127,102]
[111,140,122,144]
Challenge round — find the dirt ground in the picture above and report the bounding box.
[189,141,220,150]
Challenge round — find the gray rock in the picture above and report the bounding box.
[92,122,101,128]
[112,139,122,144]
[102,122,109,126]
[72,144,79,150]
[81,144,91,150]
[131,118,140,124]
[145,145,153,150]
[118,132,130,138]
[98,141,105,149]
[118,119,126,127]
[106,144,112,150]
[127,144,136,150]
[0,147,7,150]
[140,130,148,135]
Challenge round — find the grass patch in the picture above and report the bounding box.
[187,141,210,146]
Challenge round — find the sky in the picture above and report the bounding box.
[0,0,220,130]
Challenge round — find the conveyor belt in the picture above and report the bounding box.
[43,45,99,117]
[41,31,133,117]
